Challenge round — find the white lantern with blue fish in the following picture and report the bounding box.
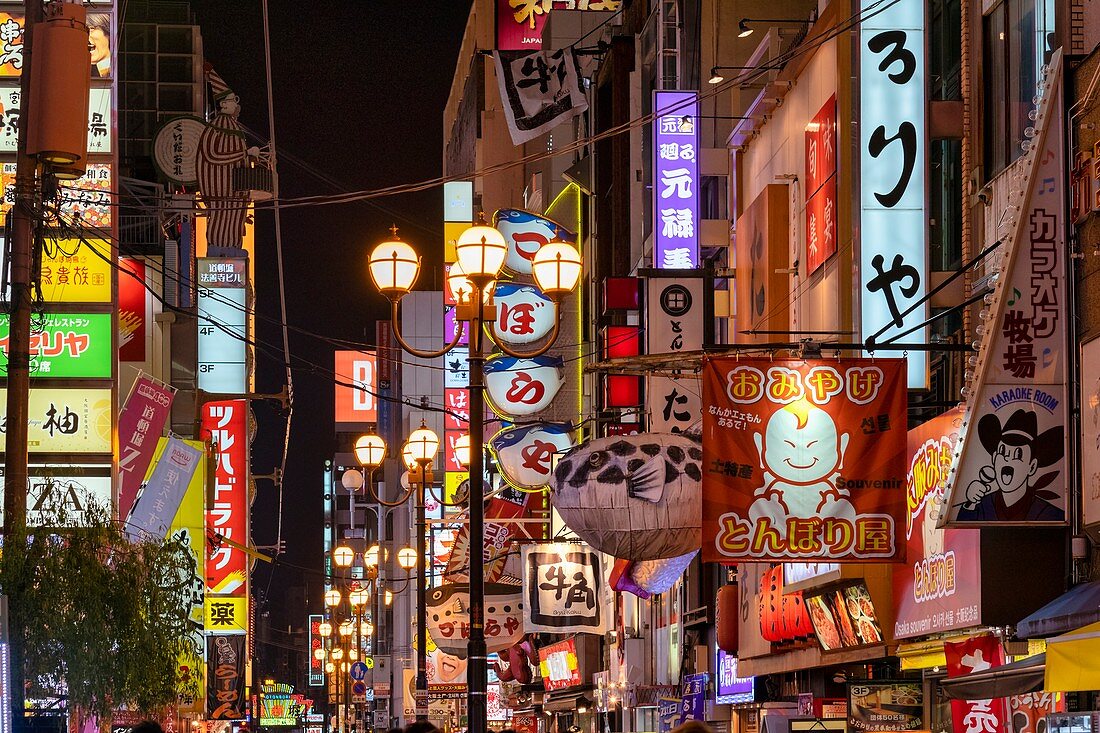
[484,354,564,418]
[490,422,574,490]
[493,208,577,276]
[491,282,557,346]
[550,433,703,561]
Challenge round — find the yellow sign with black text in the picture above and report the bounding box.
[204,596,247,634]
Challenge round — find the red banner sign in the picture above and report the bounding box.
[702,357,907,562]
[334,350,377,426]
[944,635,1008,733]
[202,399,249,596]
[119,258,148,362]
[118,375,175,520]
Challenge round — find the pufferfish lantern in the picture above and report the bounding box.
[550,433,702,561]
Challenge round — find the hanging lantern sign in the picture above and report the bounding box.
[493,209,577,276]
[489,422,574,490]
[424,582,525,656]
[490,282,557,346]
[484,354,564,418]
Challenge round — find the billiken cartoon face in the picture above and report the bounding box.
[755,400,848,483]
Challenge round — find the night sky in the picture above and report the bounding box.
[184,1,474,629]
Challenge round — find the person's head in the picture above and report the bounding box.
[500,729,519,733]
[87,14,110,66]
[405,722,440,733]
[131,722,164,733]
[671,722,715,733]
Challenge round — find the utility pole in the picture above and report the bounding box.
[3,4,43,733]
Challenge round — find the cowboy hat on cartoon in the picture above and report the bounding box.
[957,408,1064,522]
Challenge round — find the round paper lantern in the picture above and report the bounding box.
[716,585,739,653]
[550,433,703,560]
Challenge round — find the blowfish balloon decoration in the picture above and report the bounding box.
[550,433,703,561]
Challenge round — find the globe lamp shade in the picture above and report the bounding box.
[313,648,326,661]
[354,433,386,468]
[453,433,471,468]
[397,546,418,570]
[447,262,495,306]
[365,543,383,568]
[532,239,582,299]
[331,647,344,660]
[348,649,359,661]
[333,545,354,568]
[368,237,420,298]
[455,215,508,281]
[324,589,342,607]
[362,621,375,637]
[340,469,365,492]
[339,620,354,637]
[325,662,335,674]
[318,621,333,638]
[349,588,369,607]
[406,425,439,465]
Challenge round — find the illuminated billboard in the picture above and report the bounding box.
[0,388,112,454]
[334,350,377,427]
[197,259,248,395]
[0,313,112,378]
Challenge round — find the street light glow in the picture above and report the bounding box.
[333,545,354,568]
[397,546,418,570]
[531,239,583,298]
[368,232,421,298]
[324,589,342,607]
[455,214,508,281]
[405,423,439,465]
[354,433,386,468]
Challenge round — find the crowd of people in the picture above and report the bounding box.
[130,715,719,733]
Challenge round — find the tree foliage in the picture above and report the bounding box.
[0,488,203,720]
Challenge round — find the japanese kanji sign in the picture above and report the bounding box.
[496,0,621,51]
[204,596,248,635]
[943,52,1068,527]
[522,542,608,634]
[0,13,23,77]
[944,635,1008,733]
[493,48,588,146]
[489,422,573,490]
[805,94,837,274]
[702,357,907,562]
[859,0,927,388]
[0,388,112,454]
[56,163,113,228]
[117,374,176,519]
[0,85,112,153]
[447,483,547,584]
[646,275,704,432]
[126,436,201,540]
[654,91,700,269]
[197,258,248,395]
[537,638,582,691]
[0,237,113,303]
[424,583,525,656]
[207,634,246,720]
[202,399,249,596]
[308,615,324,686]
[0,313,112,378]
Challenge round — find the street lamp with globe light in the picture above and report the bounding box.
[367,216,582,733]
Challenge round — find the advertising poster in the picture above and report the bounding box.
[0,388,112,454]
[207,634,246,720]
[8,464,112,527]
[126,436,202,540]
[522,542,609,634]
[423,583,524,656]
[495,0,621,51]
[33,238,113,303]
[679,673,707,723]
[447,484,546,584]
[538,638,581,691]
[164,438,207,715]
[0,86,112,153]
[805,583,884,651]
[0,313,113,377]
[943,53,1068,526]
[658,698,680,733]
[201,399,249,596]
[715,649,754,703]
[118,258,148,362]
[0,13,23,77]
[944,635,1008,733]
[117,375,176,519]
[334,350,377,427]
[848,682,924,731]
[702,357,907,562]
[894,408,981,638]
[58,164,113,228]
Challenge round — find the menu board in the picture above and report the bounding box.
[806,583,884,651]
[848,682,924,731]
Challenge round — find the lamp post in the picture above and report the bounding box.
[368,217,583,733]
[404,424,438,721]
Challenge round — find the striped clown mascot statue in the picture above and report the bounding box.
[197,64,260,257]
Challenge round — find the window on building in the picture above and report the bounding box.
[930,0,961,100]
[700,175,728,220]
[930,139,962,271]
[983,0,1056,178]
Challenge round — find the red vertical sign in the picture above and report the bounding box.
[119,258,147,362]
[202,399,249,596]
[805,95,837,274]
[944,635,1009,733]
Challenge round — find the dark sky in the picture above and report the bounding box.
[184,1,474,630]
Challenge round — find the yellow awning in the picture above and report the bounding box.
[1045,621,1100,691]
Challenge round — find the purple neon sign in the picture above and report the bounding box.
[715,649,754,703]
[653,91,700,269]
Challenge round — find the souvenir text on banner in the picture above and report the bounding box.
[702,357,907,562]
[942,52,1069,527]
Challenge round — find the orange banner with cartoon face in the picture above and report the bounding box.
[702,357,907,562]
